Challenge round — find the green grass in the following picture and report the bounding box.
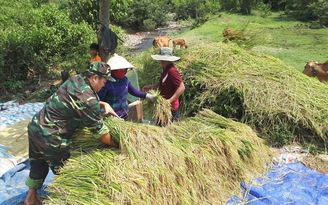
[177,11,328,71]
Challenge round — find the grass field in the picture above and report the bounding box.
[172,11,328,72]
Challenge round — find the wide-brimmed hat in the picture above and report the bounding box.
[107,54,134,70]
[86,61,113,81]
[151,47,180,62]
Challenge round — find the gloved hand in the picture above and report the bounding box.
[145,93,156,101]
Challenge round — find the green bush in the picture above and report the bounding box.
[66,0,98,30]
[122,0,170,30]
[67,0,171,30]
[0,0,95,92]
[143,19,156,31]
[308,0,328,27]
[255,1,272,17]
[173,0,219,21]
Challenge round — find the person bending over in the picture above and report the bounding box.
[24,62,119,205]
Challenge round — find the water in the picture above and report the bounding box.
[128,26,190,55]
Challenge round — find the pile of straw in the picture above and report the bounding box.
[46,109,272,205]
[143,89,172,126]
[160,43,328,147]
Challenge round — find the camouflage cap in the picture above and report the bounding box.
[87,61,113,81]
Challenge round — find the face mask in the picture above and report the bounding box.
[112,70,127,79]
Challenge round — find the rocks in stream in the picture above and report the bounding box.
[123,32,150,50]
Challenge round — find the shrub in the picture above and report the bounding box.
[308,0,328,27]
[0,1,95,92]
[122,0,170,30]
[143,19,156,31]
[256,1,272,17]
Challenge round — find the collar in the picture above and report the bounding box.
[311,64,317,77]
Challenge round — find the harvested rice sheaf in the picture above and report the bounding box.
[46,109,272,205]
[171,43,328,146]
[143,89,172,126]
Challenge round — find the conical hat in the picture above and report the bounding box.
[107,54,134,70]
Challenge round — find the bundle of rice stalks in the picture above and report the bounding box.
[163,43,328,147]
[143,89,172,126]
[46,109,272,205]
[71,117,124,151]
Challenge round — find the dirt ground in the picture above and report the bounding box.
[0,119,29,158]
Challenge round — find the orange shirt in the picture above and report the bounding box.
[90,55,102,63]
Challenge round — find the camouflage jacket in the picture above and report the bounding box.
[28,75,109,152]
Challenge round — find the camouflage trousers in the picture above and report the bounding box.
[25,136,70,189]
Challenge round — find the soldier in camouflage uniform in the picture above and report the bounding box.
[24,61,119,205]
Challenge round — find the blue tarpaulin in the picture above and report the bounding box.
[226,162,328,205]
[0,146,54,205]
[2,160,327,204]
[0,100,51,205]
[0,101,44,131]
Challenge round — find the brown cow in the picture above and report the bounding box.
[152,36,170,48]
[172,39,188,49]
[302,60,328,82]
[222,28,247,43]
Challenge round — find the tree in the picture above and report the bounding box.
[98,0,110,62]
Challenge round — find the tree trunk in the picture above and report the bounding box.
[98,0,110,63]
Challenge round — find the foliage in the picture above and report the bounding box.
[267,124,294,147]
[262,0,285,11]
[255,1,272,17]
[67,0,131,29]
[239,0,253,14]
[308,0,328,27]
[263,0,328,27]
[0,0,95,92]
[172,0,220,21]
[121,0,171,30]
[67,0,168,30]
[142,19,156,31]
[66,0,99,30]
[219,0,258,14]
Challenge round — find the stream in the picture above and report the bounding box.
[124,26,190,55]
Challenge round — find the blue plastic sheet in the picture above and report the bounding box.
[2,156,328,204]
[0,101,44,130]
[0,149,54,205]
[226,162,328,205]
